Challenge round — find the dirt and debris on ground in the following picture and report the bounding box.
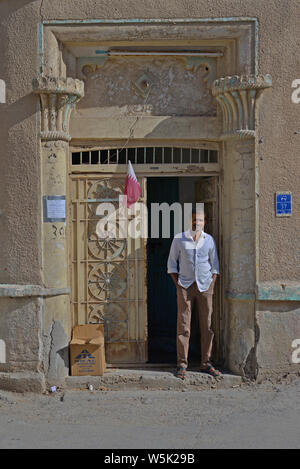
[0,375,299,449]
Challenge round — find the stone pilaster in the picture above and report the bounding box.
[212,74,272,376]
[34,76,84,383]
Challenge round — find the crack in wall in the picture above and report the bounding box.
[243,323,260,379]
[45,320,55,376]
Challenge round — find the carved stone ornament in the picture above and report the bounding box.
[33,76,84,142]
[211,74,272,140]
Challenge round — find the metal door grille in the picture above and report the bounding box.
[72,147,218,166]
[70,175,148,364]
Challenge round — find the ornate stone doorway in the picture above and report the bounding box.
[69,145,221,365]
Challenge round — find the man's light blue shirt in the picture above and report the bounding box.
[167,230,220,292]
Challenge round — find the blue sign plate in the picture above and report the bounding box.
[275,192,292,216]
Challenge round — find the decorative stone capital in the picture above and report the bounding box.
[211,74,272,140]
[33,76,84,142]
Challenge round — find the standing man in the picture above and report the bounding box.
[167,208,220,379]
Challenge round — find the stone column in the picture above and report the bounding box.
[33,77,84,383]
[211,75,272,377]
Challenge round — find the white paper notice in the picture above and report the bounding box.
[46,198,66,220]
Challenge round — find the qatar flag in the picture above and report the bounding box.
[122,160,141,208]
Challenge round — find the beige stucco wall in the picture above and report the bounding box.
[0,0,299,285]
[0,0,299,386]
[0,1,41,286]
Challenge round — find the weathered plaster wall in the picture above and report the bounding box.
[0,0,298,292]
[0,1,41,286]
[256,302,300,377]
[71,54,218,141]
[0,297,43,373]
[78,56,216,116]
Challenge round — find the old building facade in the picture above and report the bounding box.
[0,1,299,391]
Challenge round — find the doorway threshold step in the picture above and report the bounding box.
[64,368,242,391]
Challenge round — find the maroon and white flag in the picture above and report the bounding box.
[122,160,141,208]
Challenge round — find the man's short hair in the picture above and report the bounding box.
[192,208,205,216]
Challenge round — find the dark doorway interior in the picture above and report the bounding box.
[147,177,202,364]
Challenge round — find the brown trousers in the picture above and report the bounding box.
[177,281,214,368]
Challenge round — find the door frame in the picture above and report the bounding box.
[68,142,224,365]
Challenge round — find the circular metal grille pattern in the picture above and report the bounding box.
[88,233,127,260]
[87,178,124,200]
[88,303,128,343]
[88,262,127,301]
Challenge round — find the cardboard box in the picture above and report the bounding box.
[70,324,106,376]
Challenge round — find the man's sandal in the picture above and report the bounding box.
[200,364,221,378]
[176,367,187,380]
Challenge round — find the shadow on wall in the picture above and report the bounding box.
[0,0,39,17]
[257,302,300,313]
[143,116,221,141]
[145,117,190,140]
[1,93,38,129]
